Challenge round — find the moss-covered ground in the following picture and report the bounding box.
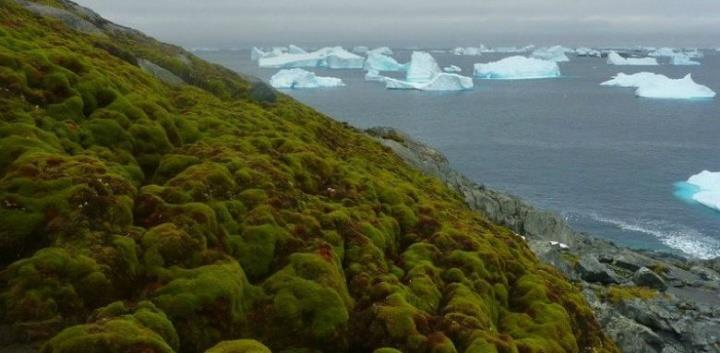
[0,1,618,353]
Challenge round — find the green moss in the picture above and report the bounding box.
[605,285,658,304]
[0,3,617,353]
[41,301,176,353]
[205,339,272,353]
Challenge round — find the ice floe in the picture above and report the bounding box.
[676,171,720,212]
[671,53,701,66]
[453,46,485,56]
[364,53,407,72]
[473,56,561,79]
[443,65,462,73]
[383,51,473,91]
[259,46,364,69]
[269,69,344,88]
[649,47,677,57]
[601,72,716,99]
[575,47,601,57]
[367,47,394,56]
[606,51,658,66]
[531,46,571,62]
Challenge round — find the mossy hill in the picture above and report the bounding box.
[0,1,618,353]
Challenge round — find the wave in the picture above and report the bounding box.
[584,213,720,260]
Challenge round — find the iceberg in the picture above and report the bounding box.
[649,47,676,57]
[385,73,473,91]
[406,51,442,82]
[676,171,720,212]
[251,47,265,61]
[601,72,716,99]
[367,46,393,56]
[287,44,307,54]
[443,65,462,73]
[606,51,658,66]
[364,69,387,82]
[575,47,601,57]
[258,46,365,69]
[382,51,473,91]
[671,53,700,66]
[490,45,535,53]
[453,46,485,56]
[364,53,407,72]
[473,56,561,79]
[269,69,344,89]
[531,46,570,62]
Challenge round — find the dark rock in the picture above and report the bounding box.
[634,267,668,291]
[577,256,621,284]
[249,81,278,104]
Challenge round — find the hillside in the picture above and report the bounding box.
[0,1,617,353]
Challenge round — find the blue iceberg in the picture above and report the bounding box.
[473,56,561,79]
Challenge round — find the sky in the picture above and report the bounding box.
[73,0,720,49]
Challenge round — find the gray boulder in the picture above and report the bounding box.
[634,267,668,291]
[577,255,621,284]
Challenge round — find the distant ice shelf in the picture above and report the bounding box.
[473,56,561,79]
[601,72,716,99]
[269,68,345,88]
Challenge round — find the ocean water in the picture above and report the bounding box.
[197,49,720,259]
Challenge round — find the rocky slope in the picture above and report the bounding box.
[0,1,617,353]
[367,127,720,353]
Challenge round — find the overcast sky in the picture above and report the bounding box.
[74,0,720,49]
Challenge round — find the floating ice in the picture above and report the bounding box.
[453,46,485,56]
[676,171,720,212]
[406,51,442,82]
[383,51,473,91]
[364,69,387,82]
[287,44,306,54]
[251,47,265,61]
[367,47,393,56]
[473,56,561,79]
[671,53,700,66]
[443,65,462,73]
[531,46,571,62]
[364,53,407,72]
[259,46,364,69]
[270,69,345,88]
[649,47,676,57]
[606,51,658,66]
[385,73,473,91]
[489,45,534,53]
[601,72,716,99]
[575,47,601,57]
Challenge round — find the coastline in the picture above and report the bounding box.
[366,126,720,353]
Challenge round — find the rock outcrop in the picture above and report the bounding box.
[368,127,720,353]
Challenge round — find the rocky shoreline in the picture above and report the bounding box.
[366,127,720,353]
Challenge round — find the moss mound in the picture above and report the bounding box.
[0,2,618,353]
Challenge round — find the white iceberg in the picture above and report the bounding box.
[671,53,700,66]
[490,45,535,53]
[649,47,676,57]
[453,46,485,56]
[287,44,307,54]
[367,47,393,56]
[364,69,387,82]
[684,49,704,59]
[269,69,345,89]
[383,51,473,91]
[606,51,658,66]
[259,46,364,69]
[406,51,442,82]
[364,53,407,72]
[531,46,571,62]
[385,73,473,91]
[251,47,265,61]
[443,65,462,73]
[601,72,716,99]
[575,47,601,57]
[677,171,720,212]
[473,56,561,79]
